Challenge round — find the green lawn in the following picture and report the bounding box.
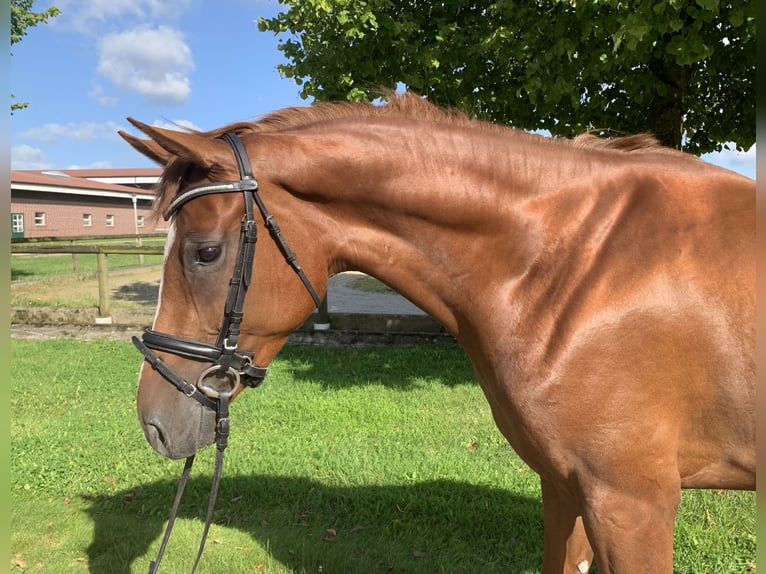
[11,238,166,281]
[10,340,756,573]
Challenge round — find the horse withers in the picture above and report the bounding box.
[120,94,754,574]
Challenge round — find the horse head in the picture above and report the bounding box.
[120,121,324,459]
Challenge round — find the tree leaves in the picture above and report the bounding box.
[11,0,61,46]
[258,0,754,154]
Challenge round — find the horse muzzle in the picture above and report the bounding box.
[133,330,265,458]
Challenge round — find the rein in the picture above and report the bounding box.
[135,131,321,574]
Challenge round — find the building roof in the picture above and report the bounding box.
[57,167,162,188]
[57,168,161,178]
[11,169,158,201]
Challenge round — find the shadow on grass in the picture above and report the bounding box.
[112,281,160,305]
[11,269,36,281]
[84,475,543,574]
[274,345,476,390]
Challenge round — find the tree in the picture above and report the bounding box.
[259,0,755,154]
[11,0,61,113]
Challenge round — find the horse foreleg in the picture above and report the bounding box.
[580,479,680,574]
[541,478,594,574]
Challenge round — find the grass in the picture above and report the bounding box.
[347,275,395,294]
[9,271,159,310]
[11,237,166,282]
[11,238,166,309]
[10,340,755,574]
[11,252,162,282]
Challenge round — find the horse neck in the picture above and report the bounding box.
[260,121,572,339]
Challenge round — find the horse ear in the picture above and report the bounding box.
[121,117,231,169]
[118,129,173,166]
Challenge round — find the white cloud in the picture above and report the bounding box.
[89,84,118,106]
[702,142,756,178]
[722,142,756,167]
[19,121,124,144]
[57,0,194,33]
[11,143,114,171]
[97,26,194,105]
[11,145,52,170]
[67,160,113,169]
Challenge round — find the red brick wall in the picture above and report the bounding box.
[11,191,168,238]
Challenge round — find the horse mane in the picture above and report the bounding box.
[154,93,687,216]
[244,94,683,158]
[198,93,688,156]
[572,132,687,156]
[211,92,481,136]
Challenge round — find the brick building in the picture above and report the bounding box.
[11,168,165,239]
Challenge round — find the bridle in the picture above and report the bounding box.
[133,131,322,574]
[134,131,321,396]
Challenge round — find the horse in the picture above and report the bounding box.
[119,93,755,574]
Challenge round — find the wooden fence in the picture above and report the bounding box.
[11,243,331,324]
[12,244,165,319]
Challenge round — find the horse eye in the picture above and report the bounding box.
[196,246,221,264]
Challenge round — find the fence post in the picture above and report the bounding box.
[137,235,144,265]
[314,295,331,330]
[70,239,79,273]
[96,251,111,322]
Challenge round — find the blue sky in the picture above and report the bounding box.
[11,0,307,170]
[11,0,755,178]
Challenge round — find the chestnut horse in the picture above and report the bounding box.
[120,94,754,574]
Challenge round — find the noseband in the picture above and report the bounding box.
[134,131,321,574]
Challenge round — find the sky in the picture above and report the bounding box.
[10,0,756,179]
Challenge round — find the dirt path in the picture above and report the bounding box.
[10,323,145,341]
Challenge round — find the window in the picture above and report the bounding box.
[11,213,24,234]
[106,214,114,227]
[34,212,45,226]
[83,213,92,227]
[136,215,145,228]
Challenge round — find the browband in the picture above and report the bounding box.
[163,179,259,221]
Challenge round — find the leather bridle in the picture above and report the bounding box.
[134,131,321,574]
